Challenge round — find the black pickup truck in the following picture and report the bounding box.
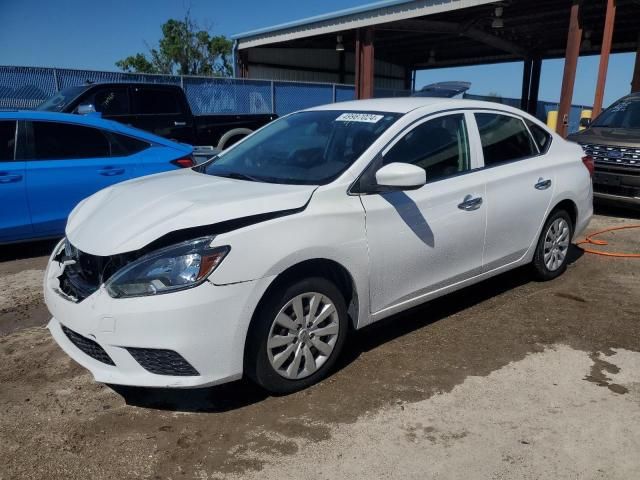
[37,83,276,150]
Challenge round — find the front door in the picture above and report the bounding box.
[359,112,487,316]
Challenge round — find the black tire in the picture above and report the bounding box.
[244,277,348,394]
[531,209,574,281]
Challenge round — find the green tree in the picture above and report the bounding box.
[116,13,232,76]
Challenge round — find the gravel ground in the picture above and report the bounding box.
[0,205,639,479]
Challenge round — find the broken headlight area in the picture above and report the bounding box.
[53,237,229,301]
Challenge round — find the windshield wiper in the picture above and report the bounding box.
[213,172,263,182]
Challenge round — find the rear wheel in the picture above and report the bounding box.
[531,209,573,281]
[245,277,348,394]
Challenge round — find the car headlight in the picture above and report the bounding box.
[105,237,229,298]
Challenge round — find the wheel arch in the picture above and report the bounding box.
[216,128,252,150]
[549,198,578,232]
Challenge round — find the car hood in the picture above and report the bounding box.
[66,169,317,256]
[568,127,640,147]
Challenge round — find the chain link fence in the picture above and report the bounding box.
[0,65,389,115]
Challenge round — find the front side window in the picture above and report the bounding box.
[89,87,130,115]
[383,113,471,182]
[475,113,537,166]
[32,121,110,160]
[0,120,16,161]
[134,89,180,115]
[198,110,399,185]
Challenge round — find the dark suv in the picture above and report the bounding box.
[569,93,640,206]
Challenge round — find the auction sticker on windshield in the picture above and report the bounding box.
[335,113,384,123]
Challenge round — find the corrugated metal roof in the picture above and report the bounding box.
[233,0,495,49]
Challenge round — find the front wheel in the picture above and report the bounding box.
[245,277,348,394]
[531,209,573,281]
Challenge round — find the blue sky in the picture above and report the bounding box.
[0,0,634,107]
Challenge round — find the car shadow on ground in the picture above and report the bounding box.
[112,246,583,413]
[594,201,640,220]
[0,238,60,263]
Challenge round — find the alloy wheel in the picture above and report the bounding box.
[543,218,570,271]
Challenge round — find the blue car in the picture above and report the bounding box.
[0,111,195,244]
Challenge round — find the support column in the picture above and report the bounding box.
[404,66,412,92]
[237,51,249,78]
[630,34,640,92]
[355,27,375,99]
[593,0,616,118]
[557,0,583,137]
[521,58,533,111]
[528,57,542,116]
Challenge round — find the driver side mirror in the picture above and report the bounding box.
[375,163,426,191]
[579,117,592,128]
[77,103,99,116]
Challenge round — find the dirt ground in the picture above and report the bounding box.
[1,204,639,480]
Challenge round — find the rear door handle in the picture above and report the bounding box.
[0,173,23,184]
[98,167,125,176]
[458,194,483,211]
[174,121,187,126]
[535,178,552,190]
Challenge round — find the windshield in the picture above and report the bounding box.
[592,96,640,129]
[37,86,88,112]
[197,110,400,185]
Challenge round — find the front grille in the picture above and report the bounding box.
[126,348,199,376]
[580,142,640,168]
[62,325,115,366]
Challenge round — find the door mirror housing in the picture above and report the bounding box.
[375,162,426,190]
[77,103,99,116]
[579,117,592,128]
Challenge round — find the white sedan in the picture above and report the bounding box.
[44,98,593,393]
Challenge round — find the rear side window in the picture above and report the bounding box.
[0,121,16,161]
[89,87,129,115]
[32,121,110,160]
[108,132,150,156]
[525,119,552,153]
[475,113,537,166]
[134,88,180,114]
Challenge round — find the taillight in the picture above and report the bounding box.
[582,155,594,177]
[171,155,195,168]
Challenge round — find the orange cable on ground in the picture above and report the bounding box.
[576,224,640,258]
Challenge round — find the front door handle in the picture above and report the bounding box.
[98,167,125,176]
[535,178,552,190]
[174,121,187,126]
[0,173,23,184]
[458,194,483,211]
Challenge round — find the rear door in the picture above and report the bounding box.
[25,120,135,236]
[0,120,32,242]
[131,86,194,143]
[473,112,555,270]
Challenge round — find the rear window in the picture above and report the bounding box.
[108,132,149,156]
[32,121,110,160]
[475,113,537,166]
[134,88,180,114]
[0,120,16,161]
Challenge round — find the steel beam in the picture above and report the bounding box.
[557,1,583,137]
[521,58,533,111]
[528,57,542,116]
[631,34,640,92]
[593,0,617,117]
[355,27,375,99]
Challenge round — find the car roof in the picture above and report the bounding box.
[0,110,192,152]
[307,97,532,117]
